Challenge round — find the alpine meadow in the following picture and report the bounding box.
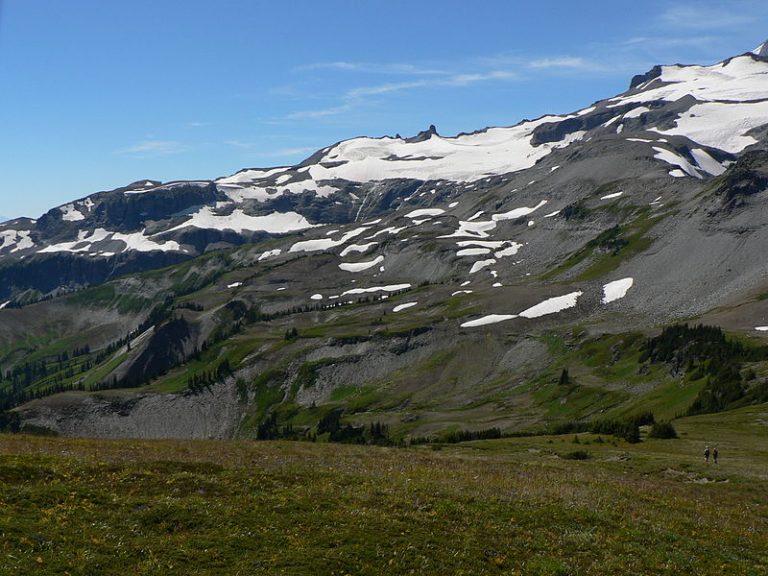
[2,3,768,574]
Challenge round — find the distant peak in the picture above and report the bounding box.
[752,41,768,58]
[406,124,439,143]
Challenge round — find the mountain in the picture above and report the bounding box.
[3,46,768,301]
[2,43,768,439]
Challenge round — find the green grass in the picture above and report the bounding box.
[1,408,768,575]
[65,283,150,314]
[329,385,361,402]
[541,209,663,281]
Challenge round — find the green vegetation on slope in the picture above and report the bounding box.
[542,208,662,281]
[1,406,767,575]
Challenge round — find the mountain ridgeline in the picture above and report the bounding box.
[2,43,768,440]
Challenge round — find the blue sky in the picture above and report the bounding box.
[1,0,767,219]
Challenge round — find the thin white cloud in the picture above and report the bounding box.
[117,140,188,157]
[224,140,256,150]
[528,57,592,70]
[622,35,719,48]
[298,61,447,75]
[285,70,518,120]
[285,103,355,120]
[657,6,752,30]
[347,80,428,99]
[444,70,518,85]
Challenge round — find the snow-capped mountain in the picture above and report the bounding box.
[1,44,768,301]
[5,42,768,439]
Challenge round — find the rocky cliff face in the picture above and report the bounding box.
[19,381,243,439]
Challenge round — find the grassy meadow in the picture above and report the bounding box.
[1,406,767,575]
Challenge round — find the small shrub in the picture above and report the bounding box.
[648,421,678,439]
[562,450,591,460]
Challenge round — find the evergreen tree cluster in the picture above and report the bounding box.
[255,407,392,445]
[642,324,768,415]
[551,412,655,444]
[185,359,233,395]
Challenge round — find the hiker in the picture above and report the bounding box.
[704,445,710,463]
[713,447,719,464]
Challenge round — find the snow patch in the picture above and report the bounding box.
[650,100,768,154]
[623,106,650,119]
[164,207,317,235]
[405,208,445,219]
[40,228,181,254]
[492,200,548,221]
[258,248,282,261]
[690,148,726,176]
[461,314,517,328]
[216,167,289,185]
[60,204,86,222]
[340,242,378,257]
[469,259,496,274]
[291,227,368,253]
[339,255,385,272]
[601,278,634,304]
[0,230,34,253]
[467,211,485,222]
[366,226,406,240]
[494,243,522,258]
[340,284,411,297]
[653,147,701,179]
[519,291,582,319]
[393,302,418,313]
[457,247,491,257]
[439,219,497,239]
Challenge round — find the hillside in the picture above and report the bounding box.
[2,44,768,439]
[1,406,767,575]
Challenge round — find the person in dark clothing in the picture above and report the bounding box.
[704,445,710,463]
[713,447,719,464]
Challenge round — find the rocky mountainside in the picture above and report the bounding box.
[2,43,768,440]
[2,43,767,303]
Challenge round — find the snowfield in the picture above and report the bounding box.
[461,314,517,328]
[339,255,385,272]
[519,292,583,319]
[290,227,369,253]
[340,284,411,297]
[39,228,182,254]
[164,207,317,235]
[601,278,634,304]
[309,116,582,184]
